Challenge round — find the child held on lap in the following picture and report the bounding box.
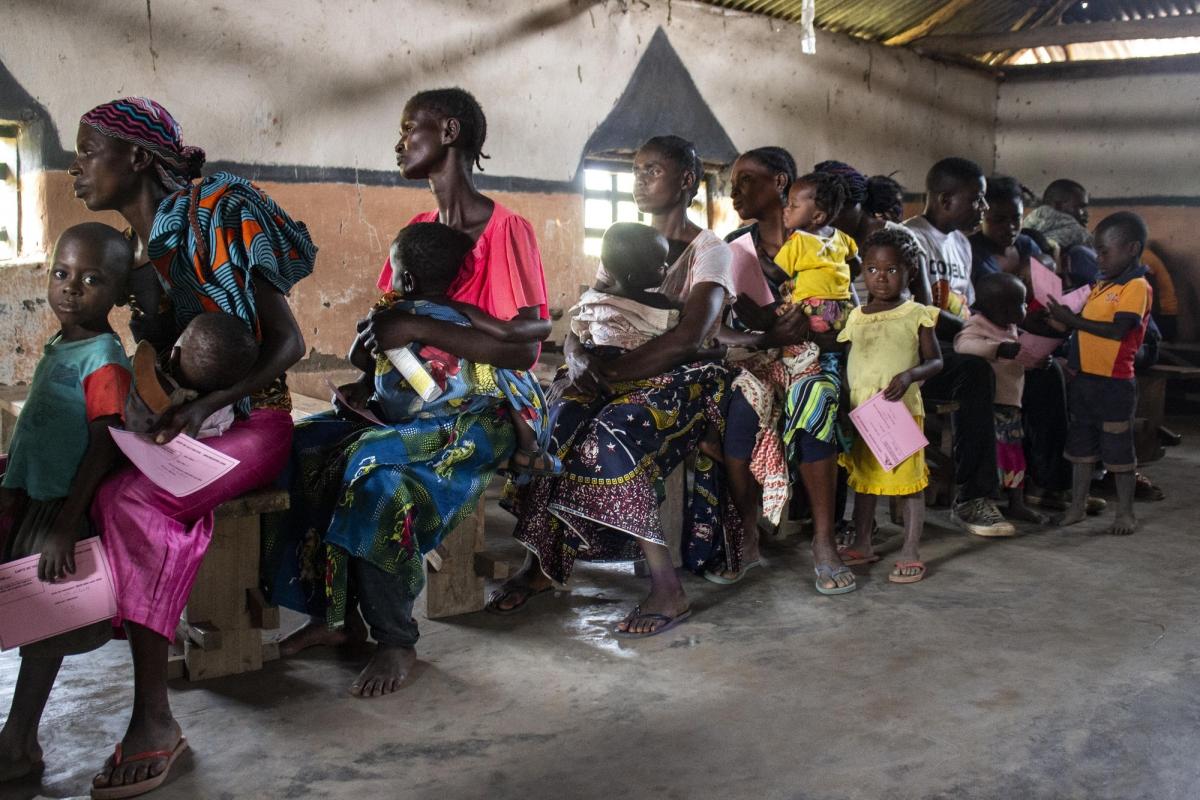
[837,229,943,583]
[1047,212,1153,536]
[124,312,259,440]
[954,273,1047,524]
[570,222,679,353]
[0,224,133,781]
[347,222,555,473]
[774,171,858,335]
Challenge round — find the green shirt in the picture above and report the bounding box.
[3,333,130,501]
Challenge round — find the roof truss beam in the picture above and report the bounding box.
[913,14,1200,55]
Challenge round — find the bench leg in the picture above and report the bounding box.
[424,503,487,619]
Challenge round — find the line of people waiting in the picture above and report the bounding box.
[0,88,1167,798]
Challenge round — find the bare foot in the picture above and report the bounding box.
[0,734,42,782]
[1108,512,1138,536]
[279,612,367,658]
[1007,502,1049,525]
[350,645,416,697]
[487,564,554,613]
[1054,508,1087,528]
[615,587,689,635]
[92,717,182,793]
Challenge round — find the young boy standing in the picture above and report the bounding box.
[1048,211,1153,536]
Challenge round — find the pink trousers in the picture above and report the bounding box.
[92,409,293,640]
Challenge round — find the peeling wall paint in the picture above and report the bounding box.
[0,0,1002,383]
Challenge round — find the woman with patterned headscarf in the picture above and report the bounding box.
[0,98,315,798]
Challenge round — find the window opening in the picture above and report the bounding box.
[582,159,711,256]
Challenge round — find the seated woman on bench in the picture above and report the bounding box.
[262,87,550,698]
[489,135,740,638]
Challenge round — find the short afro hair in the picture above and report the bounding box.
[391,222,475,295]
[926,157,984,195]
[1094,211,1148,249]
[985,175,1023,207]
[406,87,489,171]
[641,135,704,202]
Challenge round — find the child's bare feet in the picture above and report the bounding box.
[1007,497,1049,524]
[350,645,416,697]
[1109,511,1138,536]
[279,611,367,657]
[1054,508,1087,527]
[0,732,42,782]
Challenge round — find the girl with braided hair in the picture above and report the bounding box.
[40,97,315,798]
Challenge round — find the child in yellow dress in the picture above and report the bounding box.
[837,228,943,583]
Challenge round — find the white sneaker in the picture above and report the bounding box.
[951,497,1016,538]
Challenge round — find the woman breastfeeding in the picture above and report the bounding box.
[68,98,315,797]
[262,88,550,694]
[490,135,737,637]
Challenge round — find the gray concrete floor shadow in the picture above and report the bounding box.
[3,419,1199,799]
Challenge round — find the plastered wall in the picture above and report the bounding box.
[995,68,1200,339]
[1,0,1002,384]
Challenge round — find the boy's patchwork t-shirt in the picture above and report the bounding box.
[904,215,974,321]
[774,228,855,303]
[3,333,130,500]
[1070,266,1152,380]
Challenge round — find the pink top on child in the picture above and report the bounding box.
[376,203,549,322]
[953,312,1025,407]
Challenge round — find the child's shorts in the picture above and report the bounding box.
[995,404,1026,489]
[1,493,112,659]
[840,415,929,496]
[1064,374,1137,472]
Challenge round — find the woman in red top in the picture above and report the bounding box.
[265,88,551,697]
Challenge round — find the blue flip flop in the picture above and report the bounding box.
[814,563,857,595]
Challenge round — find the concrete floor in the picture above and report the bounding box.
[4,420,1200,800]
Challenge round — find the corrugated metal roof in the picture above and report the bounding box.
[696,0,1200,67]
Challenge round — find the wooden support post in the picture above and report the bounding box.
[424,503,487,619]
[177,488,287,681]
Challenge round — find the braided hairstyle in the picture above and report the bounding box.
[864,174,905,221]
[860,226,923,273]
[641,135,703,202]
[793,171,849,223]
[813,160,867,206]
[741,146,798,197]
[407,88,490,171]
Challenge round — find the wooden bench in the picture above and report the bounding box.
[171,487,289,681]
[288,392,508,620]
[1136,363,1200,463]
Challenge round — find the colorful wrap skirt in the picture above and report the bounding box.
[508,352,740,584]
[262,406,514,629]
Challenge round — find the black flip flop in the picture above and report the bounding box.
[485,584,553,616]
[613,605,693,638]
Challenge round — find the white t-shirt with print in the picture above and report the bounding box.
[904,215,973,320]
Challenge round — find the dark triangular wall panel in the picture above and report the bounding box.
[583,27,738,167]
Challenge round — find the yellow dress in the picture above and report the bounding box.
[836,301,939,496]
